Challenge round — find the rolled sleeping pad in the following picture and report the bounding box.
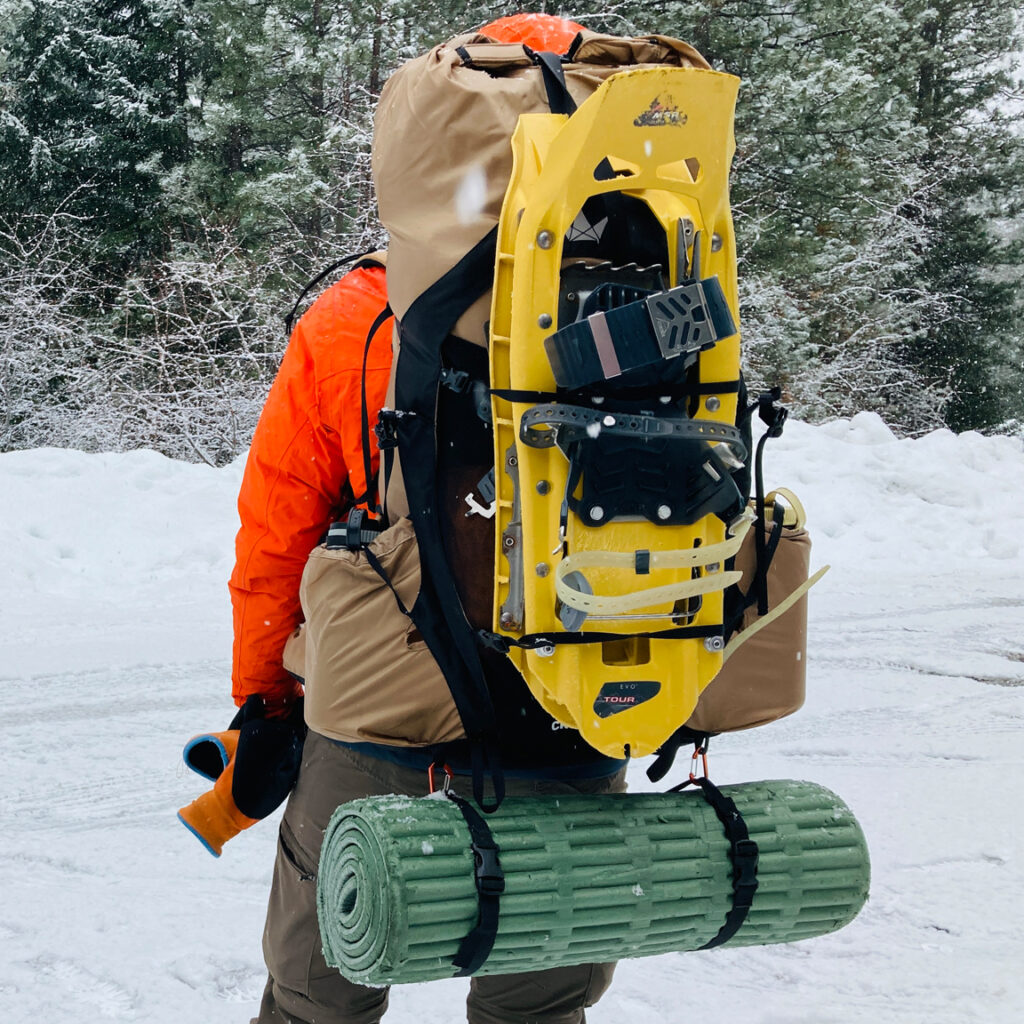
[316,780,870,985]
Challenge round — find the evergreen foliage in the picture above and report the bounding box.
[0,0,1021,461]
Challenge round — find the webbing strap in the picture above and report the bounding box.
[363,546,410,617]
[448,793,505,976]
[558,565,742,617]
[357,304,394,511]
[544,277,737,390]
[284,250,381,336]
[394,228,505,811]
[532,50,577,116]
[723,501,785,643]
[723,563,830,663]
[489,387,560,404]
[554,516,751,617]
[492,382,741,404]
[480,623,722,653]
[670,776,759,949]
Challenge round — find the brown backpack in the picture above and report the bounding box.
[288,30,819,803]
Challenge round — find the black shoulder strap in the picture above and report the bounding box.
[393,229,505,811]
[531,50,577,115]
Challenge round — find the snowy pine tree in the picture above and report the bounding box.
[1,1,1022,456]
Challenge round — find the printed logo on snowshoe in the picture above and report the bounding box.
[593,681,661,718]
[633,97,686,128]
[566,211,608,244]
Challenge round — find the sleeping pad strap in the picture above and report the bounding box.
[670,775,759,949]
[448,792,505,976]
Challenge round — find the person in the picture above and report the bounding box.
[224,15,630,1024]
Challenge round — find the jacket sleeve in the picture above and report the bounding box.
[228,316,348,713]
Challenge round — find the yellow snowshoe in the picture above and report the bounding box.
[489,67,749,758]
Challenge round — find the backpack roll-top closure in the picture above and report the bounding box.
[568,33,710,69]
[373,31,711,347]
[452,32,711,71]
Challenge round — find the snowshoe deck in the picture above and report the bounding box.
[489,67,745,758]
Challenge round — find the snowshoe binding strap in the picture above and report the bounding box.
[554,514,751,623]
[544,275,737,389]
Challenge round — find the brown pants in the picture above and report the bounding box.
[254,731,627,1024]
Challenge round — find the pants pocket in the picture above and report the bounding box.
[262,822,319,998]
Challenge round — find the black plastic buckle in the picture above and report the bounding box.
[757,388,788,438]
[476,629,512,654]
[374,408,400,450]
[439,367,471,394]
[472,843,505,897]
[346,508,366,549]
[325,508,383,551]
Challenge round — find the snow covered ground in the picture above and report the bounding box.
[1,413,1022,1023]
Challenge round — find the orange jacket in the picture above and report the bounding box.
[229,15,591,713]
[229,262,393,713]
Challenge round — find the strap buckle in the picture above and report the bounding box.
[374,408,400,450]
[439,367,471,394]
[325,508,383,551]
[472,843,506,897]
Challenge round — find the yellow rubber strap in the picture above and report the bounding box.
[556,565,744,615]
[554,517,751,615]
[722,564,830,662]
[765,487,806,529]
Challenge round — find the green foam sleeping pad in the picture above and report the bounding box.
[317,780,870,985]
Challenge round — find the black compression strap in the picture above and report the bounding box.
[754,502,785,614]
[752,390,788,615]
[489,387,560,404]
[543,277,736,390]
[670,777,759,949]
[363,545,410,617]
[753,430,770,615]
[448,793,504,976]
[532,50,577,115]
[695,379,742,395]
[724,501,785,642]
[480,623,722,653]
[493,384,741,404]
